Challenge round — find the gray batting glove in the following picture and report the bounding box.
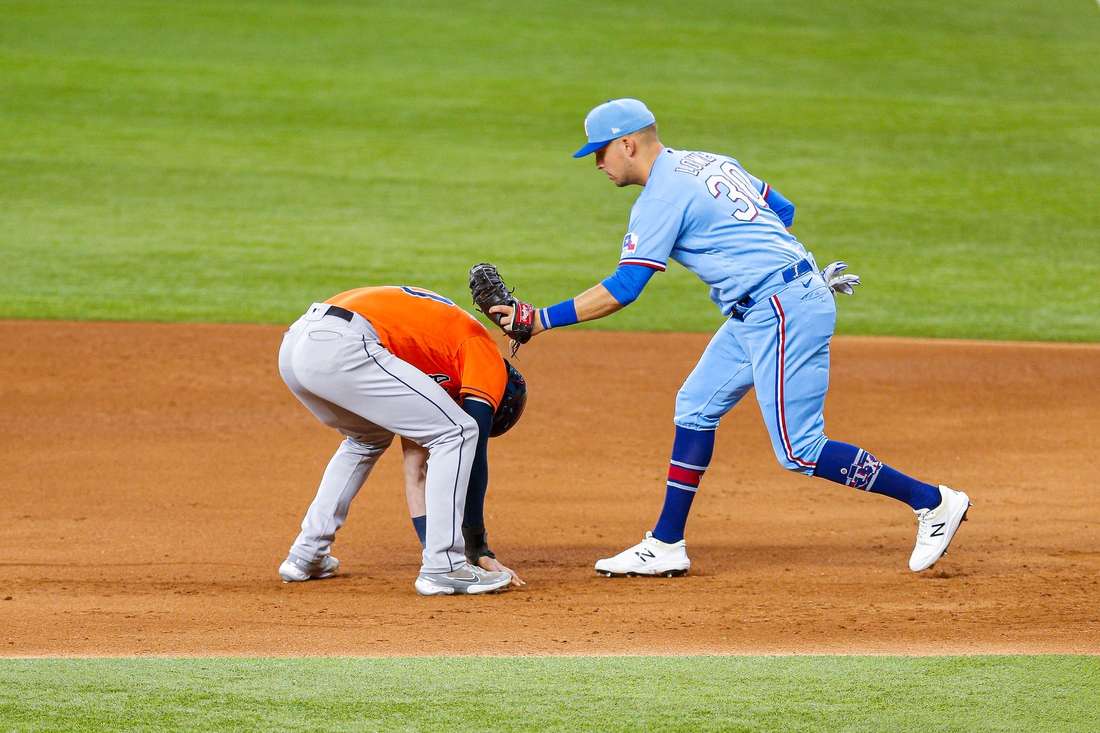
[821,261,861,297]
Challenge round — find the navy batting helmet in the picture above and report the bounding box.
[490,359,527,437]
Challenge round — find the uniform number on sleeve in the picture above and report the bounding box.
[706,162,769,222]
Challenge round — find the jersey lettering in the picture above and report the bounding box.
[400,286,455,306]
[674,151,718,177]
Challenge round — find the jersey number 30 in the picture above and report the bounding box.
[706,162,768,222]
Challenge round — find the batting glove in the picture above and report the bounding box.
[821,261,861,297]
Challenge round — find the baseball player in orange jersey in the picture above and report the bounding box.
[277,286,527,595]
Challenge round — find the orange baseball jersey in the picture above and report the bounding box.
[325,286,508,410]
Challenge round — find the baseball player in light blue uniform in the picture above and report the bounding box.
[496,99,972,576]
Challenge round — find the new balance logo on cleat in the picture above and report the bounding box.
[594,531,691,578]
[910,486,972,572]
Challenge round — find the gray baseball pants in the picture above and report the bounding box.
[278,303,476,574]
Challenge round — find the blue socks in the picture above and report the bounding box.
[411,515,427,548]
[651,433,939,545]
[814,440,941,510]
[652,426,716,544]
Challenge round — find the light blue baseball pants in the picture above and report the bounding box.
[674,272,836,475]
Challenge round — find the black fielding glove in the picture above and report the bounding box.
[469,263,534,355]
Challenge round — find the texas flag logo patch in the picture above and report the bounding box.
[622,232,638,255]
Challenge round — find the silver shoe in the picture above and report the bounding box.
[414,564,511,595]
[279,553,340,582]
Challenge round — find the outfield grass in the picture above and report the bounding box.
[0,656,1096,732]
[1,0,1098,339]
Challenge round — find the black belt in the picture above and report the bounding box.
[729,258,814,321]
[728,296,756,322]
[324,305,354,322]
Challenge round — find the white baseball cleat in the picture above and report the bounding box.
[909,485,972,572]
[595,531,691,577]
[279,553,340,582]
[415,564,512,596]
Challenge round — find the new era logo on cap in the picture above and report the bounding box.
[573,99,656,158]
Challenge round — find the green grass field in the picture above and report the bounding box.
[3,1,1099,729]
[3,656,1099,732]
[2,0,1099,338]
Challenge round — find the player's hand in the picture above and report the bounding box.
[478,555,525,587]
[821,261,861,297]
[489,304,545,337]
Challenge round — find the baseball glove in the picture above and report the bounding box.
[469,263,535,355]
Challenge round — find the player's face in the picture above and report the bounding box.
[595,139,631,187]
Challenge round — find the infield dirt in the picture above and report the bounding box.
[1,321,1097,656]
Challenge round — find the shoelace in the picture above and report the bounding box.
[915,509,936,542]
[467,565,494,579]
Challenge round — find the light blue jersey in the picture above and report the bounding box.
[620,148,810,315]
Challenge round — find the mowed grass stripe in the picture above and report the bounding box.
[1,0,1098,339]
[1,656,1097,732]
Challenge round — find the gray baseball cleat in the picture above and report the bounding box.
[415,564,512,596]
[279,553,340,582]
[909,485,971,572]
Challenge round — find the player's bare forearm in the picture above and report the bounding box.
[572,283,624,323]
[491,284,622,337]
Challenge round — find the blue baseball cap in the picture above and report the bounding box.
[572,98,656,158]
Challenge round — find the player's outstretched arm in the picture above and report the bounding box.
[491,282,625,337]
[572,282,627,322]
